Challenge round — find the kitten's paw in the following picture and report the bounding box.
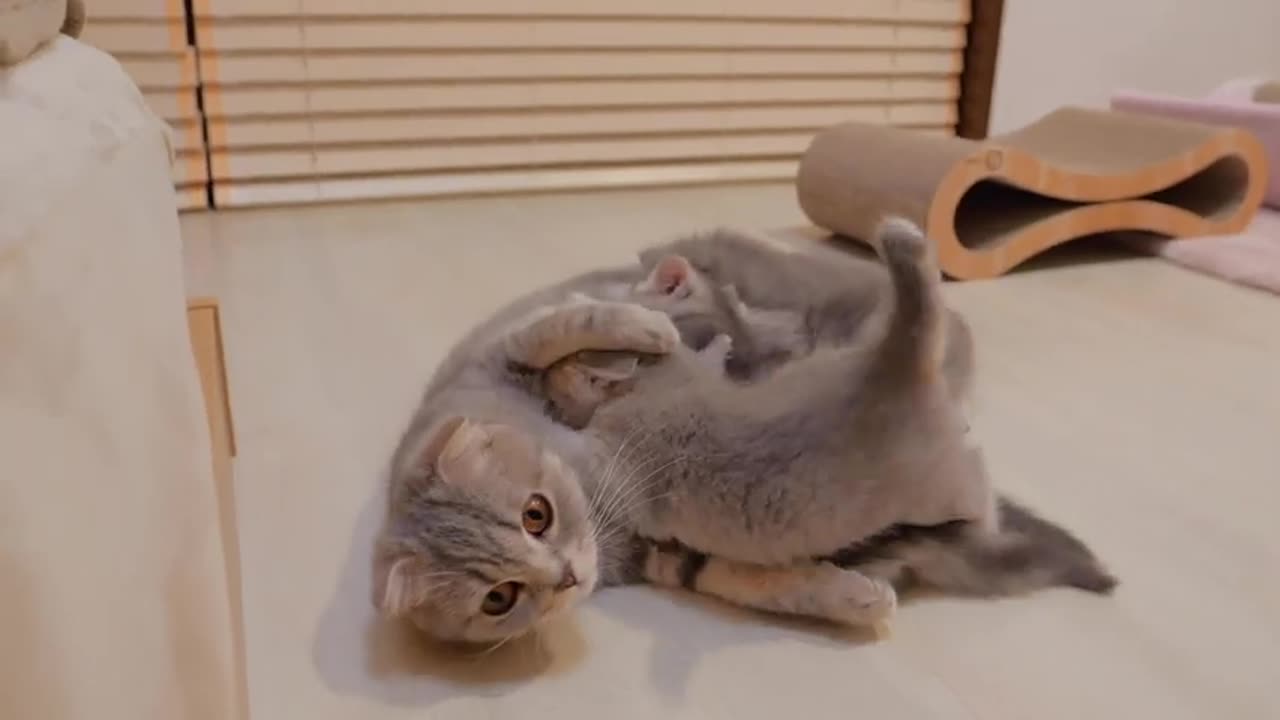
[697,334,733,367]
[815,564,898,627]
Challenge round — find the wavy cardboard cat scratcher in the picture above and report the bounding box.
[796,107,1268,280]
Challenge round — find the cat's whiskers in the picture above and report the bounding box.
[592,448,660,530]
[590,446,666,557]
[604,491,677,530]
[590,445,662,540]
[594,456,688,539]
[592,488,682,565]
[591,453,666,543]
[590,423,658,523]
[592,460,698,551]
[587,421,644,519]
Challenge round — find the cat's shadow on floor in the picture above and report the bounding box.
[312,486,878,709]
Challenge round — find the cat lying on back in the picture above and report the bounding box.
[376,218,1021,645]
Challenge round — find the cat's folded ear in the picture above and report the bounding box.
[409,415,485,477]
[372,549,433,617]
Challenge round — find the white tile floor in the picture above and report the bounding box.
[183,183,1280,719]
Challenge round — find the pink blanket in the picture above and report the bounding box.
[1112,81,1279,208]
[1112,80,1280,294]
[1137,209,1280,294]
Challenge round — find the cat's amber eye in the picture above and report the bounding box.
[481,582,521,616]
[522,494,553,536]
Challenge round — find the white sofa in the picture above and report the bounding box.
[0,33,243,720]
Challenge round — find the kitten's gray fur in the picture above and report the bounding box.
[641,228,976,400]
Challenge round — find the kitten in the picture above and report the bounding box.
[640,228,976,401]
[541,255,800,426]
[631,253,808,380]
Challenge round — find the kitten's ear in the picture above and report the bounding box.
[372,552,433,617]
[644,254,695,298]
[573,351,640,382]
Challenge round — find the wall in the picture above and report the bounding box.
[989,0,1280,133]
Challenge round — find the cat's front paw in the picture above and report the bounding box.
[611,304,680,355]
[814,564,898,628]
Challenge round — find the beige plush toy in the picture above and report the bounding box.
[0,0,86,66]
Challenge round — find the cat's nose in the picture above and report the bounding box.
[555,567,578,592]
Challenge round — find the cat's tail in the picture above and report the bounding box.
[873,217,946,386]
[941,310,975,403]
[832,497,1118,597]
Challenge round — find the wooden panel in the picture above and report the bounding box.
[184,298,245,720]
[956,0,1003,138]
[187,301,236,460]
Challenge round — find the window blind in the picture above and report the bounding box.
[90,0,970,208]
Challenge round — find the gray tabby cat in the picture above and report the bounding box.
[374,218,995,645]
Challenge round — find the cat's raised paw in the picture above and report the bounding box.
[613,305,680,354]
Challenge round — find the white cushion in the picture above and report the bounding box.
[0,33,241,720]
[1,36,173,253]
[0,0,64,65]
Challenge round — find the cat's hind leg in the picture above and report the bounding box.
[642,540,896,629]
